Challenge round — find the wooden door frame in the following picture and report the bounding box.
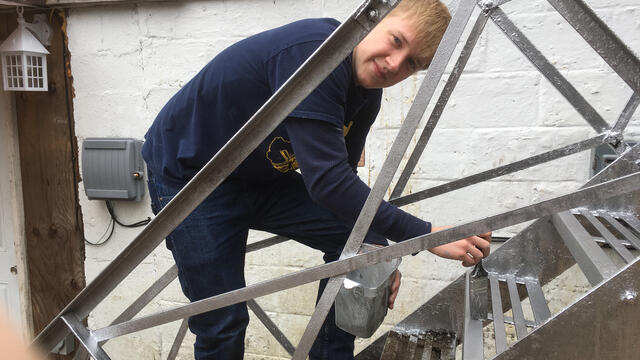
[1,10,85,359]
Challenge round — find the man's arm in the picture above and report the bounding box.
[286,117,430,242]
[286,117,491,264]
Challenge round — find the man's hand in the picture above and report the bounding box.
[428,225,492,267]
[370,244,402,310]
[388,270,401,309]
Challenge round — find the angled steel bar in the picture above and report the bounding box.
[611,93,640,137]
[599,212,640,250]
[610,93,640,141]
[391,134,606,207]
[247,299,296,356]
[390,10,489,199]
[90,171,640,342]
[111,265,179,328]
[619,213,640,235]
[34,0,399,351]
[478,0,514,10]
[493,257,640,360]
[524,279,551,326]
[292,1,478,357]
[463,272,484,360]
[421,342,432,360]
[489,274,507,353]
[506,276,527,339]
[166,319,189,360]
[247,235,289,252]
[579,209,635,263]
[406,335,419,359]
[607,93,640,155]
[547,0,640,94]
[108,234,286,338]
[61,314,110,360]
[490,8,609,132]
[552,211,617,286]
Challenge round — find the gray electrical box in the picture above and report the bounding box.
[82,138,145,201]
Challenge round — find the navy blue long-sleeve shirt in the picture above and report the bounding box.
[142,18,431,242]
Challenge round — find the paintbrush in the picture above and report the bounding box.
[469,260,489,320]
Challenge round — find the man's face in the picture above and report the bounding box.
[352,15,425,89]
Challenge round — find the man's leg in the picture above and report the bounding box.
[252,173,387,360]
[147,174,252,360]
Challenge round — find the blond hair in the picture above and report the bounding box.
[388,0,451,69]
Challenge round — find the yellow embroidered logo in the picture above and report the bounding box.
[343,121,354,137]
[266,136,299,173]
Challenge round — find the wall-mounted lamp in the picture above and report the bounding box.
[0,7,52,92]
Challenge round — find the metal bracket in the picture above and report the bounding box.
[355,0,398,30]
[51,333,76,355]
[23,14,53,46]
[477,0,512,11]
[61,314,111,360]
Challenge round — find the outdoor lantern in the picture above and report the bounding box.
[0,7,51,92]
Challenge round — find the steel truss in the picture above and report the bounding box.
[34,0,640,359]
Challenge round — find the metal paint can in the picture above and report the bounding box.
[335,244,402,338]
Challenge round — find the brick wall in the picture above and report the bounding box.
[67,1,639,358]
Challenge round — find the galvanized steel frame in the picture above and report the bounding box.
[35,0,640,358]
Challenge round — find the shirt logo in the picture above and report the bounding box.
[267,136,299,173]
[344,121,353,136]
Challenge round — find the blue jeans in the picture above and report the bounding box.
[147,171,386,360]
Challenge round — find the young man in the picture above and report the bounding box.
[142,0,491,359]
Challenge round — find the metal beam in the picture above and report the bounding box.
[247,299,296,356]
[490,7,610,133]
[600,212,640,250]
[609,93,640,152]
[166,319,189,360]
[579,209,635,263]
[462,272,483,360]
[494,257,640,360]
[506,276,527,339]
[61,314,110,360]
[390,9,489,199]
[524,279,551,326]
[547,0,640,94]
[552,211,617,286]
[489,274,507,354]
[34,0,398,351]
[90,171,640,342]
[391,134,606,207]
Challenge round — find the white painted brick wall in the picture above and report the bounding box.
[66,1,640,358]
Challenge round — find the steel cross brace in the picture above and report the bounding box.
[392,0,639,201]
[547,0,640,95]
[36,0,640,357]
[89,171,640,342]
[34,0,401,352]
[390,7,490,199]
[489,7,610,133]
